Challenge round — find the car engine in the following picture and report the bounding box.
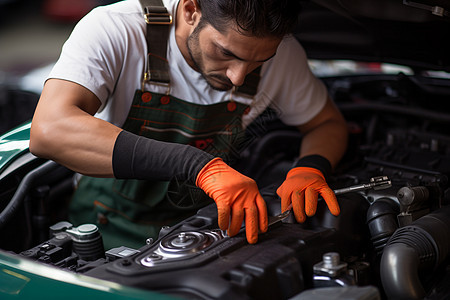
[1,71,450,299]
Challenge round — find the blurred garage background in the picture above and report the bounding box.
[0,0,415,136]
[0,0,116,134]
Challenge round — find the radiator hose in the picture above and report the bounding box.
[0,160,70,229]
[380,205,450,299]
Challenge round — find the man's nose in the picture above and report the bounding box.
[226,62,249,87]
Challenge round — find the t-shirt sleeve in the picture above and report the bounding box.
[47,7,127,110]
[257,35,328,126]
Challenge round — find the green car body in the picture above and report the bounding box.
[0,251,175,300]
[0,122,32,174]
[0,123,176,300]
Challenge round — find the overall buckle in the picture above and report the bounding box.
[144,6,172,25]
[142,72,171,95]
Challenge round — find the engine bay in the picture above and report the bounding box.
[1,72,450,299]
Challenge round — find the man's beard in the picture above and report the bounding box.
[186,22,233,91]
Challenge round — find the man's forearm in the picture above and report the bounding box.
[298,116,348,169]
[30,110,122,177]
[296,95,348,169]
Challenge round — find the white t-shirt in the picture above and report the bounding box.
[48,0,327,128]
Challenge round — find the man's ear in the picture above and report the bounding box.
[180,0,201,26]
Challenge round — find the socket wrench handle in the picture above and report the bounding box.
[333,176,392,195]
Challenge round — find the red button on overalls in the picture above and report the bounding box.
[141,92,152,103]
[227,102,237,112]
[161,95,170,104]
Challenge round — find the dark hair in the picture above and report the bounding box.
[196,0,301,38]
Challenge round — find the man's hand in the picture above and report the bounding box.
[276,167,340,223]
[196,158,268,244]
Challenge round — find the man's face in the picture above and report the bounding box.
[186,20,281,91]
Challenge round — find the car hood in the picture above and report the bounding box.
[294,0,450,72]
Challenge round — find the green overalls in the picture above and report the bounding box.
[69,0,260,250]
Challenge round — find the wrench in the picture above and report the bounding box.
[268,176,392,226]
[333,176,392,195]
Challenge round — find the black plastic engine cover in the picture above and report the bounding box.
[85,194,369,300]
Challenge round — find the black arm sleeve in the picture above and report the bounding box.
[112,130,214,183]
[292,154,332,180]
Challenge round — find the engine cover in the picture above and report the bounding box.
[85,196,370,300]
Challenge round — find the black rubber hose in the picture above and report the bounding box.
[381,243,424,299]
[0,160,64,229]
[380,205,450,299]
[366,198,399,255]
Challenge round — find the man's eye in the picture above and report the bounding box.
[221,50,233,58]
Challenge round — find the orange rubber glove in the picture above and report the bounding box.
[196,158,268,244]
[276,167,340,223]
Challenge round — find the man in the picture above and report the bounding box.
[30,0,348,249]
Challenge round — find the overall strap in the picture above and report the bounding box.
[139,0,172,85]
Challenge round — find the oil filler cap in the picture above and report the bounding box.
[66,224,105,261]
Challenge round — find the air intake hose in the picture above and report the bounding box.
[367,198,399,255]
[380,205,450,299]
